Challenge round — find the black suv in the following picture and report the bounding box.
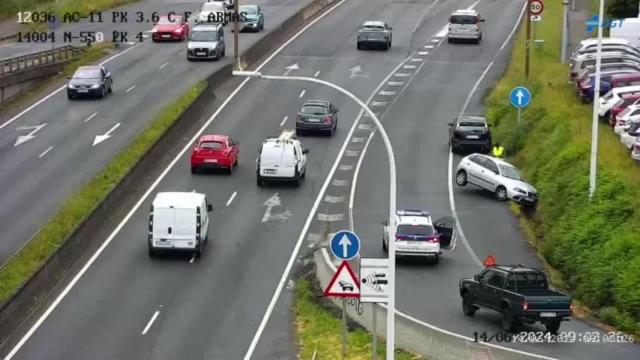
[295,100,339,136]
[448,116,492,153]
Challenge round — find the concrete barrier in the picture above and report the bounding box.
[0,0,339,345]
[314,248,558,360]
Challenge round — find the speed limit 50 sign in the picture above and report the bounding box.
[529,0,544,15]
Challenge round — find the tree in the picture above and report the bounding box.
[606,0,639,18]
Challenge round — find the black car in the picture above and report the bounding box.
[67,65,113,100]
[448,116,492,153]
[295,100,339,136]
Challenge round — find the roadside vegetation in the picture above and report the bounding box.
[485,0,640,335]
[295,278,422,359]
[0,79,206,302]
[0,0,137,20]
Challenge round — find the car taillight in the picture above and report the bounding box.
[395,235,408,241]
[193,148,200,155]
[223,149,231,156]
[324,116,332,124]
[569,303,573,314]
[523,301,528,311]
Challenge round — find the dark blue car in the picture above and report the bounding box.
[579,70,638,102]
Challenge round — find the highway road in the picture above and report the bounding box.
[0,0,459,359]
[0,0,321,265]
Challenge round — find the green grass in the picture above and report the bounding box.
[0,79,207,302]
[485,0,640,335]
[295,279,422,360]
[0,0,138,20]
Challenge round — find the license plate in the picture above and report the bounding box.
[78,89,89,93]
[467,135,479,139]
[264,169,276,174]
[196,52,206,56]
[408,241,425,246]
[308,118,320,123]
[162,34,170,38]
[205,159,218,163]
[540,312,556,317]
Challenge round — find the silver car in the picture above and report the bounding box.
[357,21,392,50]
[455,154,538,207]
[187,24,225,60]
[447,9,484,44]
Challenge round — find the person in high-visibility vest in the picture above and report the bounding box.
[492,142,505,158]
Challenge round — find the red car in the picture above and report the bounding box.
[610,94,640,127]
[191,135,239,174]
[152,14,189,42]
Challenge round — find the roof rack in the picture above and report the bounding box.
[396,209,429,216]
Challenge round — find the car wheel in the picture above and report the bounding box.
[222,47,226,57]
[227,164,233,174]
[293,169,301,187]
[101,86,106,98]
[501,307,517,332]
[148,246,156,258]
[234,158,238,167]
[300,167,306,179]
[257,175,264,187]
[382,237,388,252]
[455,170,467,186]
[448,37,452,43]
[191,166,197,174]
[495,186,508,201]
[432,254,439,264]
[462,293,477,317]
[194,243,202,258]
[357,42,362,50]
[108,82,113,93]
[296,128,304,136]
[67,93,75,100]
[545,320,561,334]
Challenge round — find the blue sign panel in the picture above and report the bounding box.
[330,230,361,260]
[509,86,531,109]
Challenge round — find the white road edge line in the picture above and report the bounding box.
[298,89,306,98]
[141,310,160,335]
[126,85,136,93]
[2,0,348,358]
[159,62,169,69]
[280,116,288,127]
[411,0,440,34]
[349,131,375,228]
[226,191,237,207]
[38,146,53,158]
[0,44,140,131]
[84,112,98,123]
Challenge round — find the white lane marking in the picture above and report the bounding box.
[394,72,411,77]
[424,45,434,49]
[38,146,53,158]
[280,116,288,127]
[500,1,528,51]
[338,164,354,171]
[127,41,135,45]
[378,90,396,96]
[92,122,120,146]
[387,81,404,86]
[299,89,306,98]
[3,0,349,356]
[84,112,98,123]
[349,131,375,228]
[403,64,417,69]
[351,136,366,143]
[323,195,345,203]
[418,51,429,55]
[314,70,321,77]
[370,101,387,106]
[332,179,350,187]
[357,123,374,130]
[14,123,47,146]
[0,44,140,132]
[345,150,360,156]
[189,255,195,263]
[411,0,440,33]
[226,191,237,207]
[141,310,160,335]
[126,85,136,93]
[159,62,169,69]
[410,58,423,62]
[317,213,344,221]
[431,38,441,43]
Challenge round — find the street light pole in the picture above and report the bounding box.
[561,0,570,63]
[589,0,604,200]
[232,70,397,360]
[234,0,240,70]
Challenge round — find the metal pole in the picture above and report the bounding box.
[589,0,604,200]
[571,0,575,11]
[517,108,521,125]
[525,0,532,78]
[233,0,240,70]
[342,298,347,358]
[372,304,378,360]
[561,0,570,63]
[232,71,397,360]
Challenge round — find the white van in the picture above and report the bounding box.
[148,192,212,258]
[598,85,640,117]
[256,130,309,187]
[610,18,640,48]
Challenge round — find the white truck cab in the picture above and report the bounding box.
[256,130,309,187]
[148,192,212,258]
[381,210,455,264]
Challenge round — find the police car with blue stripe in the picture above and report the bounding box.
[381,210,456,264]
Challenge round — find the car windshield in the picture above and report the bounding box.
[301,105,329,115]
[450,15,477,24]
[157,16,181,24]
[603,90,614,100]
[240,6,258,14]
[73,69,101,79]
[200,141,224,149]
[397,224,434,236]
[628,122,640,132]
[191,30,218,41]
[499,164,523,181]
[361,25,384,31]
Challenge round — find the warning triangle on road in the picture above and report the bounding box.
[324,261,360,298]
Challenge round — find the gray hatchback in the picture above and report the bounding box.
[295,100,339,136]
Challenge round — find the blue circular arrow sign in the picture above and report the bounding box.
[330,230,361,260]
[509,86,531,109]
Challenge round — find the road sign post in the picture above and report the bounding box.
[509,86,531,125]
[323,260,360,359]
[372,304,378,360]
[526,0,543,78]
[342,298,347,359]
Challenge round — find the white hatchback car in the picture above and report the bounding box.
[381,210,455,264]
[455,154,538,207]
[620,122,640,149]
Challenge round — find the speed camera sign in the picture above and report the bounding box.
[530,0,543,15]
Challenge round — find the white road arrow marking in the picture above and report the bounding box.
[516,90,524,105]
[284,63,299,76]
[14,123,46,146]
[93,122,120,146]
[261,192,291,222]
[349,65,370,79]
[338,234,351,257]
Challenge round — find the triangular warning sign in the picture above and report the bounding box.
[483,255,496,267]
[324,261,360,298]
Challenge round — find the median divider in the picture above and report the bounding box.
[0,0,340,346]
[314,247,559,360]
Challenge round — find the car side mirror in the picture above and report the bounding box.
[388,26,393,30]
[480,19,485,22]
[106,72,111,78]
[447,122,453,126]
[207,204,213,212]
[474,274,480,281]
[302,149,309,154]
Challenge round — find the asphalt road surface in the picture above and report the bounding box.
[0,0,318,265]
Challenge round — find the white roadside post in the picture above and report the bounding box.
[589,0,604,200]
[561,0,570,63]
[233,70,397,359]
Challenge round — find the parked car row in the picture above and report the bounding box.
[571,37,640,161]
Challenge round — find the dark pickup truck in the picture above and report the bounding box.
[459,265,572,333]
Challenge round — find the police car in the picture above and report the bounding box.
[256,130,309,187]
[381,210,455,263]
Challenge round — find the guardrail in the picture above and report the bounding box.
[0,45,84,77]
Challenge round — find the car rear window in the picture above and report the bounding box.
[200,141,224,149]
[450,15,478,24]
[508,273,548,289]
[362,25,385,31]
[458,121,485,127]
[301,105,329,115]
[397,224,434,236]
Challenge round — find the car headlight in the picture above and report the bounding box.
[91,84,100,89]
[67,83,75,89]
[513,187,526,194]
[174,28,182,33]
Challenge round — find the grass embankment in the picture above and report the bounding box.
[485,0,640,334]
[296,279,421,359]
[0,0,137,20]
[0,79,207,302]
